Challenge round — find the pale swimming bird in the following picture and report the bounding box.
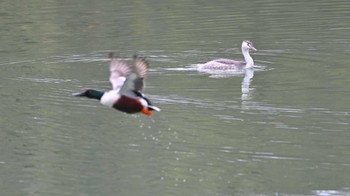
[198,40,257,70]
[73,53,160,116]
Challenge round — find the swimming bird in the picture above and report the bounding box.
[198,40,257,70]
[73,53,160,116]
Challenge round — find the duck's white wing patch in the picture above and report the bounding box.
[109,56,131,90]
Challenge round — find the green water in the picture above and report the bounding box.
[1,0,350,195]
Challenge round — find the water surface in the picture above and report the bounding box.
[1,0,350,195]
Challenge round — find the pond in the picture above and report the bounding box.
[1,0,350,195]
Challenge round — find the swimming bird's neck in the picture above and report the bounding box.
[242,49,254,68]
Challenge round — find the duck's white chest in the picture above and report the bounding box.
[100,90,120,107]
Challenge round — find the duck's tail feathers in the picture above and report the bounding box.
[148,105,161,112]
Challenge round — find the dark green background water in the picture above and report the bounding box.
[1,0,350,195]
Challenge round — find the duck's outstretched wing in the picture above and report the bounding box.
[132,55,149,91]
[120,55,149,97]
[109,53,131,90]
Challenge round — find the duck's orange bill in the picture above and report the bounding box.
[142,108,152,116]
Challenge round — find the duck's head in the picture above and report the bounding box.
[242,40,257,52]
[73,89,104,100]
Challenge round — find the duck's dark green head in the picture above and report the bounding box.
[73,89,104,100]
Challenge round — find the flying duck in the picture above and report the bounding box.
[73,53,160,116]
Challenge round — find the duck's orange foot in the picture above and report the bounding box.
[141,108,153,116]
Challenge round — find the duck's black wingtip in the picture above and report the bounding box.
[132,54,149,67]
[108,52,114,59]
[132,54,139,59]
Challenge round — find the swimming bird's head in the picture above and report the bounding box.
[242,40,257,52]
